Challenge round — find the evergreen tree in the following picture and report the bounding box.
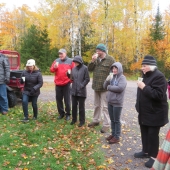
[19,25,58,72]
[150,6,165,42]
[148,6,166,75]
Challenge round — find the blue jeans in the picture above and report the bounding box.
[108,104,122,140]
[0,84,8,112]
[22,93,38,119]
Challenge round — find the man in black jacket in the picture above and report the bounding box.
[0,53,10,115]
[134,55,169,168]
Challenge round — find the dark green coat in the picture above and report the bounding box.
[88,55,115,91]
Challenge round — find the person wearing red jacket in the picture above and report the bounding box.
[50,49,74,121]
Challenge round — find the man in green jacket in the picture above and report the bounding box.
[88,44,115,133]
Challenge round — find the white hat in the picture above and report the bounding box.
[26,59,35,66]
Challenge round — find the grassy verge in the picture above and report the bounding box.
[124,73,140,81]
[0,102,106,170]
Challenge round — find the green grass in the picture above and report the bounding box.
[0,102,106,170]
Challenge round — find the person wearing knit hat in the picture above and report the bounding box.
[134,55,169,168]
[142,55,157,66]
[88,43,115,133]
[96,43,107,52]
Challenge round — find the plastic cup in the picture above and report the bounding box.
[68,69,71,74]
[110,72,113,76]
[95,53,98,58]
[92,53,98,60]
[56,62,59,67]
[22,77,25,82]
[138,77,143,82]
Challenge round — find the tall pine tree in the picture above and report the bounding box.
[150,6,165,42]
[19,25,57,72]
[148,5,166,75]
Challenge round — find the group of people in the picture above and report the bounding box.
[0,43,170,169]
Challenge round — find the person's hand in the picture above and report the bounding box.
[20,78,24,84]
[5,78,10,84]
[30,88,35,95]
[67,72,71,78]
[106,74,112,81]
[137,81,146,90]
[107,85,111,90]
[54,62,59,68]
[92,53,98,62]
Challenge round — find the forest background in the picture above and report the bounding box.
[0,0,170,76]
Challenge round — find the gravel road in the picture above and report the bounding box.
[40,76,169,170]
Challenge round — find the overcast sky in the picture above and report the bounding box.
[0,0,170,13]
[154,0,170,12]
[0,0,40,10]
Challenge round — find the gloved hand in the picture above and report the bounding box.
[30,88,35,96]
[106,74,112,81]
[5,78,10,84]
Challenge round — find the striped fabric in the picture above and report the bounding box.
[151,129,170,170]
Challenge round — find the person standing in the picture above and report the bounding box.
[103,62,127,144]
[134,55,169,168]
[88,44,115,133]
[20,59,43,122]
[50,49,74,121]
[0,53,10,115]
[68,55,90,127]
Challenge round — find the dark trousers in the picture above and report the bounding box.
[108,104,122,140]
[55,83,71,116]
[72,95,86,124]
[22,93,38,118]
[140,125,160,158]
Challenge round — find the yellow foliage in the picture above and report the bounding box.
[165,55,170,69]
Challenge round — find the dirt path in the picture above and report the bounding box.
[40,76,169,170]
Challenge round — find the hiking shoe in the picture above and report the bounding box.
[2,111,7,115]
[65,115,70,121]
[78,123,84,127]
[134,151,149,158]
[109,137,120,144]
[58,115,64,119]
[88,122,99,127]
[100,127,109,133]
[32,117,37,120]
[106,135,113,141]
[70,121,76,125]
[21,118,29,123]
[145,158,155,168]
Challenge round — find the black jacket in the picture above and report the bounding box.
[21,69,43,96]
[135,69,169,127]
[71,56,90,97]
